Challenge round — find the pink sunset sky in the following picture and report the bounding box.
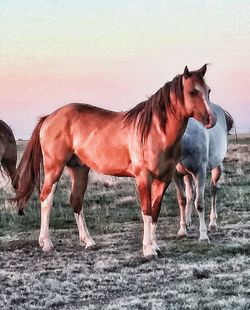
[1,1,250,138]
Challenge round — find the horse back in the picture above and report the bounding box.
[39,103,134,176]
[207,105,228,169]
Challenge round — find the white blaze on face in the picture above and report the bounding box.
[194,83,213,115]
[194,83,216,128]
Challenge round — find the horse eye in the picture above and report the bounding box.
[190,89,197,96]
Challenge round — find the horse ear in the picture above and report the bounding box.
[183,66,191,79]
[198,64,207,77]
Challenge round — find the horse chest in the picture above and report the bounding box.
[147,145,181,179]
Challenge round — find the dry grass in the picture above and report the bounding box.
[0,138,249,309]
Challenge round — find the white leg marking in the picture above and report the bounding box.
[178,226,187,237]
[151,223,160,252]
[209,185,218,230]
[39,184,56,252]
[74,210,96,248]
[178,204,187,237]
[198,211,209,242]
[209,212,218,230]
[142,214,157,257]
[209,202,218,230]
[185,175,193,227]
[185,205,192,228]
[194,174,209,242]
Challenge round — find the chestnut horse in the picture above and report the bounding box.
[0,120,17,188]
[14,65,216,257]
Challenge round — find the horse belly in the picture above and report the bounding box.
[74,134,133,177]
[208,128,228,169]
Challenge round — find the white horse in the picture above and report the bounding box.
[174,104,234,241]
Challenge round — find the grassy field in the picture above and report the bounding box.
[0,136,249,309]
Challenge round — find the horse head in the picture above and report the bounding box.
[182,64,217,129]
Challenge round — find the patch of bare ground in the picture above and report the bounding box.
[0,139,249,309]
[0,217,249,310]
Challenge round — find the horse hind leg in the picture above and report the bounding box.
[173,172,187,237]
[66,163,96,249]
[39,181,57,253]
[184,174,193,228]
[209,165,222,231]
[39,164,65,253]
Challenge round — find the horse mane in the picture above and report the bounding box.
[222,109,234,132]
[123,74,184,143]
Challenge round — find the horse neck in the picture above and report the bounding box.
[165,111,188,147]
[151,101,188,149]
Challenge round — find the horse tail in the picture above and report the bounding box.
[0,120,17,186]
[12,116,48,214]
[222,109,234,132]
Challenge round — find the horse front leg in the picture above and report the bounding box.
[136,173,156,257]
[184,174,193,228]
[209,165,222,231]
[194,168,209,242]
[151,179,168,253]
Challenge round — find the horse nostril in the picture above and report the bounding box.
[205,112,217,128]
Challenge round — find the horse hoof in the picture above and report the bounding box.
[208,225,218,232]
[42,246,54,254]
[86,244,98,251]
[177,230,187,238]
[144,254,158,261]
[178,228,187,238]
[178,234,187,239]
[199,237,210,244]
[143,246,158,258]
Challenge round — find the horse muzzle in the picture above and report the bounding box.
[204,112,217,129]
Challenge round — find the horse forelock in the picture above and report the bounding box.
[190,72,206,85]
[123,74,184,143]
